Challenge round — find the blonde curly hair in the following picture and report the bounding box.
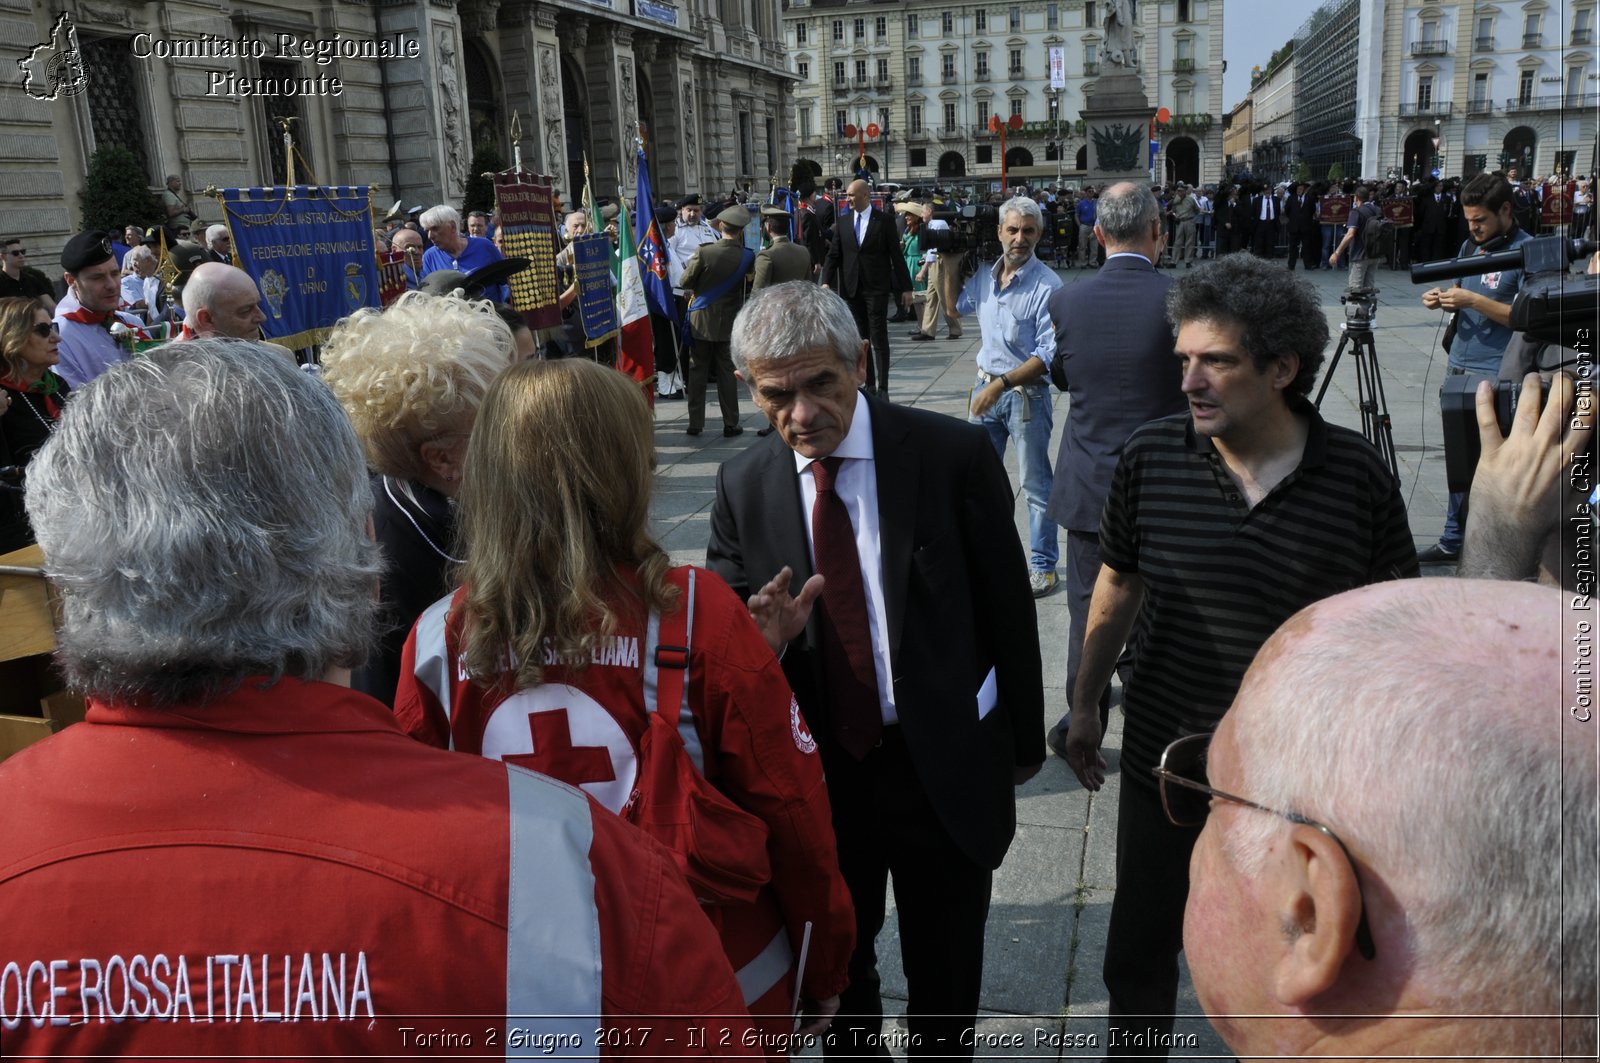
[321,290,514,482]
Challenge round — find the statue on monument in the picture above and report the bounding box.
[1103,0,1137,67]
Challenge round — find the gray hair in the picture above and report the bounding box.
[418,204,460,231]
[1222,580,1594,1022]
[1095,183,1161,245]
[25,340,382,706]
[730,281,861,374]
[1165,254,1328,396]
[124,245,156,268]
[998,195,1044,229]
[205,223,229,247]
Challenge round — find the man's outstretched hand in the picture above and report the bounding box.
[747,565,825,655]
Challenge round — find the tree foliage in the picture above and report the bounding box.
[461,140,506,218]
[1328,161,1347,182]
[78,147,163,234]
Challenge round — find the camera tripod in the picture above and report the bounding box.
[1314,318,1400,484]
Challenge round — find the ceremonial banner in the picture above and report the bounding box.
[1542,184,1573,227]
[1318,194,1351,226]
[221,186,379,349]
[495,173,562,330]
[377,249,407,307]
[615,192,654,399]
[572,234,617,346]
[1380,197,1414,226]
[635,147,678,325]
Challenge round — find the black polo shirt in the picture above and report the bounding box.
[1099,397,1419,791]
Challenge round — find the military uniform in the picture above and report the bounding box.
[679,207,752,437]
[751,235,813,290]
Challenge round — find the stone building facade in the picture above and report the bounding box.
[1,0,795,272]
[783,0,1225,191]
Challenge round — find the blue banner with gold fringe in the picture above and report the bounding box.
[220,185,379,349]
[572,233,617,346]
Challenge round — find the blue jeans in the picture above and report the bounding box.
[970,374,1059,572]
[1441,490,1465,553]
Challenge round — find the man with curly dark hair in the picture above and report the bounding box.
[1059,252,1419,1059]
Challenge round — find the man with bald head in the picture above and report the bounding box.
[821,180,912,399]
[1180,579,1596,1061]
[182,262,267,340]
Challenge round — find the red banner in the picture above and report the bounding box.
[1542,185,1574,226]
[1318,195,1351,226]
[495,173,563,331]
[377,249,407,308]
[1379,198,1414,226]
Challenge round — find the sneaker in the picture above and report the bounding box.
[1029,570,1058,597]
[1417,542,1461,564]
[1047,718,1071,760]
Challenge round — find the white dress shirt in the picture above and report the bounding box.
[792,390,898,725]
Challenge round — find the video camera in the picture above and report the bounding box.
[1411,236,1599,348]
[1415,236,1598,493]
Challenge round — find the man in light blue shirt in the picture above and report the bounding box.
[958,196,1064,596]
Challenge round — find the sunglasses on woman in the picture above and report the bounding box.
[31,323,59,338]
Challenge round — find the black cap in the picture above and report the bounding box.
[61,231,116,273]
[653,206,676,227]
[675,194,702,210]
[142,226,163,246]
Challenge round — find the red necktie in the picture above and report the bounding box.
[810,456,883,759]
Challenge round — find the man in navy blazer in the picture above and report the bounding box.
[1043,183,1187,749]
[709,281,1044,1061]
[821,180,914,399]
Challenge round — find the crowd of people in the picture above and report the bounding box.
[0,156,1593,1061]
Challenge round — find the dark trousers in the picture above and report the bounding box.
[1250,221,1278,257]
[822,728,991,1061]
[684,338,739,432]
[846,290,892,395]
[1066,529,1110,732]
[1285,229,1316,269]
[654,300,683,378]
[1103,781,1202,1057]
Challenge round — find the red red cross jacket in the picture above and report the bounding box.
[395,565,855,1041]
[0,679,757,1059]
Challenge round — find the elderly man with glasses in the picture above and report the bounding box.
[1060,253,1418,1057]
[1176,578,1595,1061]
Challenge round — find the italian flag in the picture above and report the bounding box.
[614,200,655,406]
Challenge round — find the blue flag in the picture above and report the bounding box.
[222,185,379,349]
[634,147,678,325]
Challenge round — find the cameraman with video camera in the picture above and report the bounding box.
[1417,172,1533,564]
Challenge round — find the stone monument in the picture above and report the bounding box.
[1081,0,1155,185]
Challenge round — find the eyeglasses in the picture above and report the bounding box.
[30,322,58,338]
[1154,733,1377,962]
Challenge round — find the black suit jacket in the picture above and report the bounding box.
[706,395,1044,870]
[1285,192,1318,234]
[820,206,913,297]
[1045,256,1187,532]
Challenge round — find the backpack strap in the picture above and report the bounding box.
[641,566,704,773]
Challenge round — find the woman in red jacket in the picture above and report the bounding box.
[394,359,854,1056]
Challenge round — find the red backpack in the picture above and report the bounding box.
[625,566,773,905]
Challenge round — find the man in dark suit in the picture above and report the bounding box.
[1249,184,1282,258]
[821,180,913,399]
[709,280,1045,1061]
[1042,182,1187,754]
[1283,180,1319,270]
[678,203,752,438]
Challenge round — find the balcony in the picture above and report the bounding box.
[907,72,923,85]
[852,76,870,88]
[1083,61,1099,76]
[1523,32,1542,47]
[974,68,991,81]
[1008,65,1025,78]
[974,122,995,137]
[1174,57,1194,73]
[1574,28,1594,44]
[1410,40,1449,56]
[937,125,964,139]
[906,127,929,141]
[874,75,892,89]
[1473,36,1494,50]
[1398,101,1453,116]
[1505,94,1566,113]
[941,70,959,83]
[1467,97,1494,115]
